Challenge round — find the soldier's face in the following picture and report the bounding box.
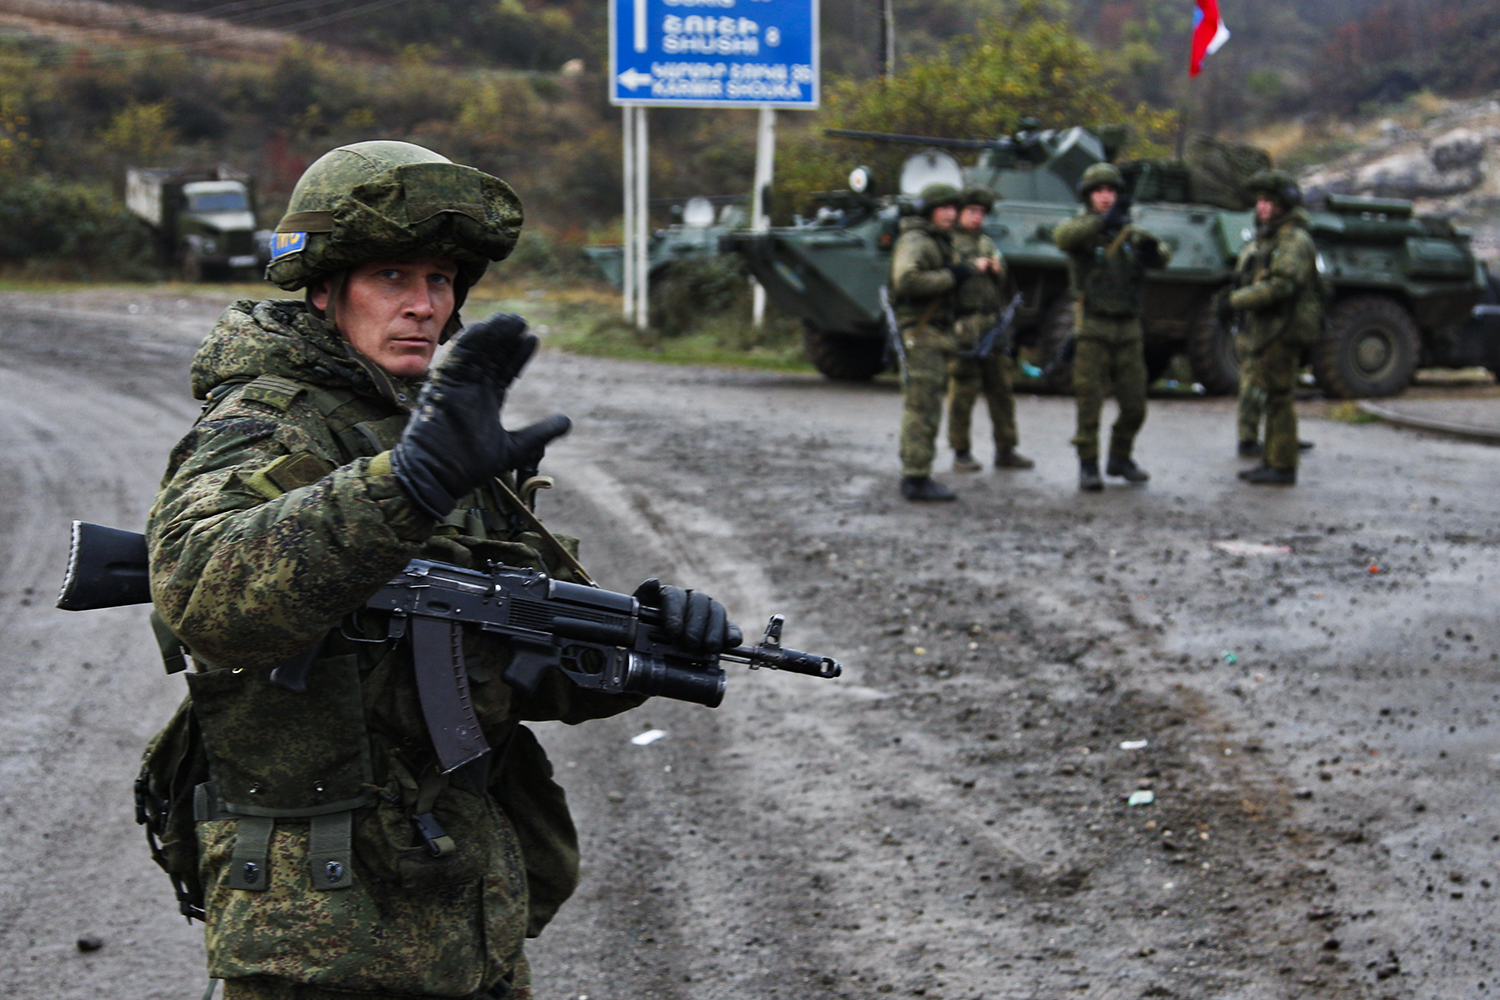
[1256,196,1278,222]
[312,258,459,379]
[958,205,987,231]
[1089,186,1117,214]
[929,204,958,229]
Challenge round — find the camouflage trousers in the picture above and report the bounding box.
[1071,336,1147,462]
[1236,337,1266,445]
[221,975,525,1000]
[1250,340,1300,471]
[947,351,1018,456]
[899,335,958,478]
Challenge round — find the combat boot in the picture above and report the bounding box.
[1105,455,1149,482]
[901,476,957,501]
[1238,462,1267,480]
[952,450,982,473]
[1238,440,1262,458]
[995,448,1035,469]
[1078,459,1103,492]
[1245,465,1296,486]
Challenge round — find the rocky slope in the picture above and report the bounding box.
[1301,96,1500,262]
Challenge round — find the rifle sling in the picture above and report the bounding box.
[490,476,597,587]
[1105,224,1133,260]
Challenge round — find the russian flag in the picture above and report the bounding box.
[1190,0,1230,77]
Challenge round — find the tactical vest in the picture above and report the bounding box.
[1076,228,1146,318]
[1236,225,1327,349]
[140,373,580,936]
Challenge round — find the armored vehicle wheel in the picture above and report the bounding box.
[802,324,887,381]
[1034,296,1076,394]
[1144,344,1175,385]
[1313,295,1420,398]
[1185,301,1240,395]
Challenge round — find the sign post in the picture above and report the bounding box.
[610,0,819,330]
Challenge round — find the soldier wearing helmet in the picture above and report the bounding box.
[1227,168,1322,485]
[888,181,989,501]
[145,141,740,998]
[946,186,1033,473]
[1053,162,1170,491]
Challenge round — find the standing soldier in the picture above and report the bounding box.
[891,182,985,501]
[947,187,1033,473]
[145,140,741,999]
[1229,168,1322,485]
[1054,163,1170,492]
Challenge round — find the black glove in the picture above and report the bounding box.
[1215,293,1236,328]
[390,313,571,520]
[946,262,975,284]
[1138,235,1166,269]
[634,579,743,655]
[1100,192,1132,232]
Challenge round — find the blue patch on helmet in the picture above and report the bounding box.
[270,232,308,259]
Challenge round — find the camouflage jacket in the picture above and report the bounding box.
[1054,210,1170,340]
[951,229,1006,319]
[890,216,962,334]
[146,299,636,996]
[1229,208,1322,354]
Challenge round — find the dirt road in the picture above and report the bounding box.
[2,288,1496,1000]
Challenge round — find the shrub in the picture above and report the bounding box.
[0,175,158,279]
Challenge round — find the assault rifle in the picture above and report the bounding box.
[58,521,841,772]
[959,292,1024,361]
[878,284,905,372]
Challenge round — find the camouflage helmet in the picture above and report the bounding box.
[917,182,963,216]
[1245,168,1303,210]
[961,186,997,212]
[266,140,523,337]
[1077,162,1125,201]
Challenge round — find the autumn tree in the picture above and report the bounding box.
[774,0,1175,217]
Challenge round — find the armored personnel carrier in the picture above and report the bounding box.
[721,126,1494,398]
[582,196,747,289]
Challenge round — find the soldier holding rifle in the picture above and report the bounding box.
[144,140,743,1000]
[946,186,1032,474]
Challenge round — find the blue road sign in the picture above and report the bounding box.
[610,0,819,108]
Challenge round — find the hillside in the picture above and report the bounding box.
[1298,95,1500,262]
[0,0,1495,279]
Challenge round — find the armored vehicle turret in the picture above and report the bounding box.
[722,127,1496,397]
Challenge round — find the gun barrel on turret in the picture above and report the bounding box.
[823,128,1017,152]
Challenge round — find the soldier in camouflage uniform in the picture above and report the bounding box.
[890,182,993,501]
[1229,168,1323,485]
[146,141,740,999]
[1054,163,1170,491]
[946,187,1033,473]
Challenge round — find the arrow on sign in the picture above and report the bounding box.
[618,68,653,90]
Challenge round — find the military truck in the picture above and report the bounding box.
[125,166,266,281]
[722,127,1495,398]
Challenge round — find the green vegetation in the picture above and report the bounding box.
[1328,401,1384,424]
[468,277,812,374]
[774,0,1177,217]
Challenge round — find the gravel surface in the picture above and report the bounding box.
[2,288,1497,1000]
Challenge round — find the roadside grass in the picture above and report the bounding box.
[1328,400,1383,424]
[471,265,818,374]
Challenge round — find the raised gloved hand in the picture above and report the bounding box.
[390,313,571,520]
[634,579,743,655]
